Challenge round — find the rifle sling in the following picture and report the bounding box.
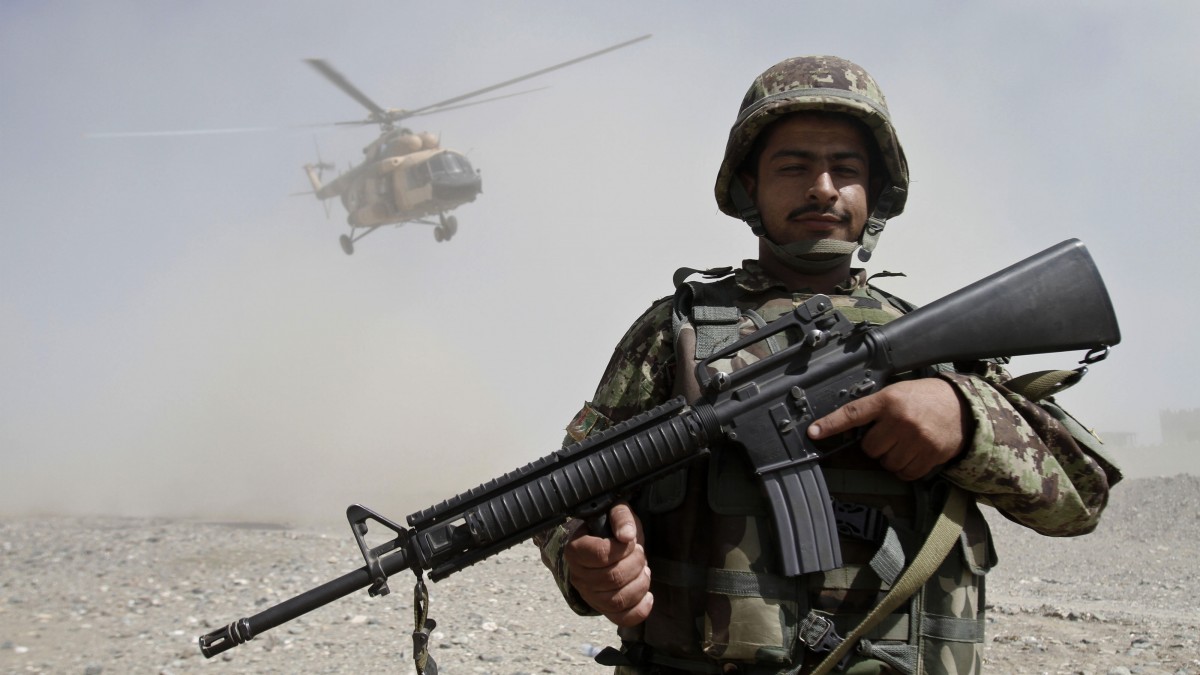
[1003,368,1085,402]
[808,485,971,675]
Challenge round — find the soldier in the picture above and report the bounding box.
[535,56,1121,674]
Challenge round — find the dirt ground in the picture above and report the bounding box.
[1,475,1196,674]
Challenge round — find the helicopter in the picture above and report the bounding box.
[304,34,651,255]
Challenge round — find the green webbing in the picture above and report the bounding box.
[867,526,905,587]
[919,613,986,643]
[671,272,745,360]
[810,486,971,675]
[647,556,802,601]
[860,641,917,673]
[706,568,802,600]
[691,304,741,357]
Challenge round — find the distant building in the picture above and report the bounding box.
[1098,409,1200,478]
[1161,408,1200,444]
[1068,410,1200,478]
[1097,431,1136,448]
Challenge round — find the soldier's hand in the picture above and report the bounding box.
[808,378,968,481]
[563,502,653,627]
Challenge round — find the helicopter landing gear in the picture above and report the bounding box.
[338,225,383,255]
[434,214,458,242]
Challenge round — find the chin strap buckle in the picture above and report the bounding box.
[858,185,905,262]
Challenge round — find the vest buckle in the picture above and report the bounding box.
[798,612,853,671]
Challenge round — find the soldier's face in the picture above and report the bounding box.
[739,113,872,246]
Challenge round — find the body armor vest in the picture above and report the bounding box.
[613,271,995,675]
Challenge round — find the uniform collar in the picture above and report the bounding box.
[735,259,869,295]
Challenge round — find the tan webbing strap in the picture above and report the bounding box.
[411,575,438,675]
[810,485,971,675]
[1003,368,1084,402]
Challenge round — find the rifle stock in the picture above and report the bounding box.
[198,239,1120,662]
[875,238,1120,372]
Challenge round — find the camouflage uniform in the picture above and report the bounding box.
[536,261,1120,674]
[536,55,1120,674]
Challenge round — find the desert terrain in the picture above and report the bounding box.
[1,475,1197,674]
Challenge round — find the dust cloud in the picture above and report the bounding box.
[3,3,1200,522]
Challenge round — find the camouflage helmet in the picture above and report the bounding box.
[714,56,909,222]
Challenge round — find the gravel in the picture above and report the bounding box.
[2,475,1197,674]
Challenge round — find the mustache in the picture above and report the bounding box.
[786,204,851,223]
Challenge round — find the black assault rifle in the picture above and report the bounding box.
[198,239,1121,670]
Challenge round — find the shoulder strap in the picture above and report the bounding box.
[671,267,742,359]
[864,279,918,315]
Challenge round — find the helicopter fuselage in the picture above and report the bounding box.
[305,140,481,229]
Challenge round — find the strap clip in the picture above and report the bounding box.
[799,612,854,671]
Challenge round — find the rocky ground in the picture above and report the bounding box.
[1,475,1197,675]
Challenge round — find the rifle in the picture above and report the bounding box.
[198,239,1120,672]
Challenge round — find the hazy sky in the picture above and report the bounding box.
[2,1,1197,522]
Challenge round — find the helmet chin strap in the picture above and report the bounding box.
[763,238,858,272]
[729,177,766,237]
[731,179,906,270]
[857,186,905,262]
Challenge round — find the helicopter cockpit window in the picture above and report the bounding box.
[451,153,473,173]
[407,161,432,188]
[429,152,472,177]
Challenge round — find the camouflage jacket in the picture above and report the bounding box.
[536,260,1121,674]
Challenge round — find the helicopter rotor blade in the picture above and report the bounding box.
[83,126,282,139]
[301,86,550,128]
[403,33,651,118]
[305,58,392,121]
[91,37,650,140]
[301,118,391,128]
[400,86,551,119]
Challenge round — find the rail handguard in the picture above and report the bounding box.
[198,239,1120,671]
